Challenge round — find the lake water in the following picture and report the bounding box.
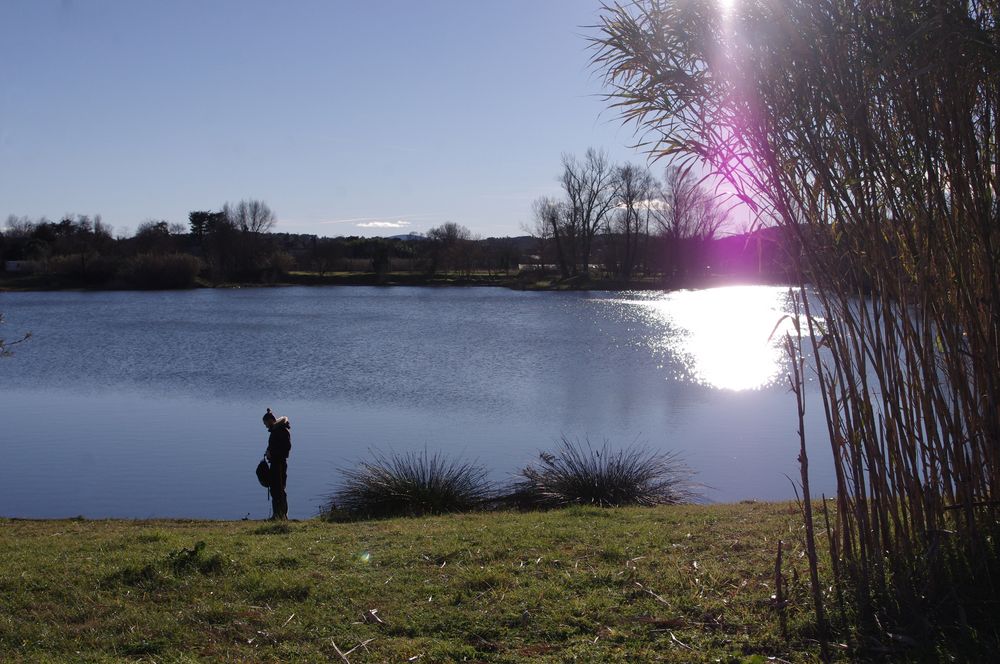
[0,285,834,519]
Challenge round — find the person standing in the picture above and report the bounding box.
[262,408,291,520]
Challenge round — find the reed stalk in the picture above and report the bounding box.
[595,0,1000,651]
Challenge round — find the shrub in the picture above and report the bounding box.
[264,250,296,277]
[503,437,695,509]
[325,449,493,520]
[47,253,118,285]
[118,253,202,289]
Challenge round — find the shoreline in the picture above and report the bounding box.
[0,270,796,293]
[0,496,758,523]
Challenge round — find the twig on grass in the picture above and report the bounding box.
[668,631,692,650]
[635,581,670,605]
[331,640,351,664]
[344,639,376,656]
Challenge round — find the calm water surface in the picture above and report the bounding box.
[1,285,833,519]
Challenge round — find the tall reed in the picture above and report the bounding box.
[595,0,999,650]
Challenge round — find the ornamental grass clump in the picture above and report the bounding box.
[504,437,695,509]
[325,449,493,520]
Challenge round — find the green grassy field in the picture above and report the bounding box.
[0,502,846,662]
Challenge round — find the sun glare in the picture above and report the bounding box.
[632,286,804,391]
[718,0,737,15]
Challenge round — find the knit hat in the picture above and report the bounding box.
[263,407,276,423]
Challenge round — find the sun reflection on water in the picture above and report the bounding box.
[623,285,805,391]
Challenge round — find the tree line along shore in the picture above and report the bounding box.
[2,150,801,293]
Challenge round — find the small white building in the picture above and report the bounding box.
[4,260,30,273]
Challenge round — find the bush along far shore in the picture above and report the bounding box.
[0,263,795,293]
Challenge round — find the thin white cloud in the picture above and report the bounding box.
[357,220,411,229]
[319,213,435,225]
[316,216,382,225]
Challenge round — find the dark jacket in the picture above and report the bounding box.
[267,416,291,460]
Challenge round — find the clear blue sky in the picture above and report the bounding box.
[0,0,656,238]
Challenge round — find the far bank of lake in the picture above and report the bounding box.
[0,268,793,293]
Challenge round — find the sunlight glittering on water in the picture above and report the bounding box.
[627,286,805,391]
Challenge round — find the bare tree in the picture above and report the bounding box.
[655,167,727,242]
[426,221,474,275]
[561,148,619,276]
[92,216,113,240]
[4,215,36,238]
[426,221,472,245]
[651,166,729,283]
[608,163,654,280]
[531,196,571,278]
[521,203,553,273]
[2,216,39,263]
[224,199,276,234]
[208,199,277,280]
